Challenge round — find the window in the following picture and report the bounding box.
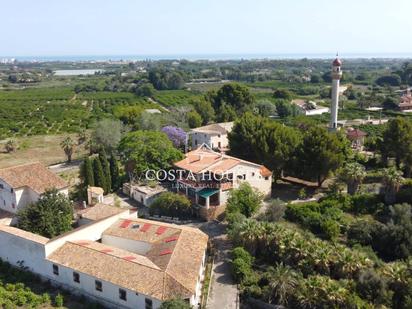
[11,203,15,209]
[119,289,127,301]
[218,134,221,138]
[52,264,59,275]
[0,184,3,189]
[73,272,80,283]
[145,298,153,309]
[265,177,269,180]
[251,172,255,177]
[10,188,13,193]
[95,280,102,292]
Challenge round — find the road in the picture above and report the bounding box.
[49,159,82,173]
[199,222,239,309]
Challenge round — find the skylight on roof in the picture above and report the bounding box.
[156,226,167,235]
[159,249,173,256]
[123,256,136,261]
[164,235,179,243]
[120,219,132,228]
[140,223,152,232]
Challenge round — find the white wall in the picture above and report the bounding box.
[190,132,212,149]
[102,234,152,255]
[0,179,17,213]
[190,132,229,150]
[0,180,68,214]
[0,230,48,274]
[227,163,272,196]
[45,210,134,256]
[47,262,162,309]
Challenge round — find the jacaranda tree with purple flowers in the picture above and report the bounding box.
[161,126,187,149]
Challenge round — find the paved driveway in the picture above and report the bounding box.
[198,222,238,309]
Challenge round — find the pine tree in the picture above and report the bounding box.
[109,155,120,191]
[99,150,111,193]
[93,158,106,193]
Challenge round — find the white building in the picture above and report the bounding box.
[0,205,208,309]
[174,145,272,220]
[123,183,167,207]
[292,99,330,116]
[0,162,69,214]
[189,122,234,151]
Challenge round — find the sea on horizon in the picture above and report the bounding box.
[2,53,412,62]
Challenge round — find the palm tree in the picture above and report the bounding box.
[60,136,75,163]
[338,162,366,195]
[5,139,16,153]
[382,167,404,204]
[264,263,299,305]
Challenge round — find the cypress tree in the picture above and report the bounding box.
[84,157,95,187]
[93,158,107,193]
[109,155,120,191]
[99,150,111,193]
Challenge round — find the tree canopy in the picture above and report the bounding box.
[294,127,349,186]
[118,130,183,177]
[226,182,264,217]
[208,83,255,115]
[149,192,191,219]
[92,119,123,152]
[17,189,73,238]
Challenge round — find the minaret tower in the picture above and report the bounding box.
[330,55,342,130]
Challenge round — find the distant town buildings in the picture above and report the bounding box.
[0,162,68,214]
[0,58,16,64]
[189,122,234,151]
[174,144,272,220]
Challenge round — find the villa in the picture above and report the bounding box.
[174,145,272,220]
[188,122,234,151]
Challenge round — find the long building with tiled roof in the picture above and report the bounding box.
[0,162,68,214]
[0,206,208,309]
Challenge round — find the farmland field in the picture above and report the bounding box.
[0,87,158,140]
[0,133,88,168]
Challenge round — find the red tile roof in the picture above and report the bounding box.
[346,129,367,139]
[174,146,272,177]
[0,162,68,194]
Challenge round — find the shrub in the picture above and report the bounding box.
[320,219,340,241]
[356,269,392,306]
[347,220,376,246]
[350,193,383,214]
[54,293,64,307]
[226,183,263,217]
[149,192,192,219]
[232,258,254,283]
[232,247,254,265]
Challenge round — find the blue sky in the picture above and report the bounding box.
[2,0,412,56]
